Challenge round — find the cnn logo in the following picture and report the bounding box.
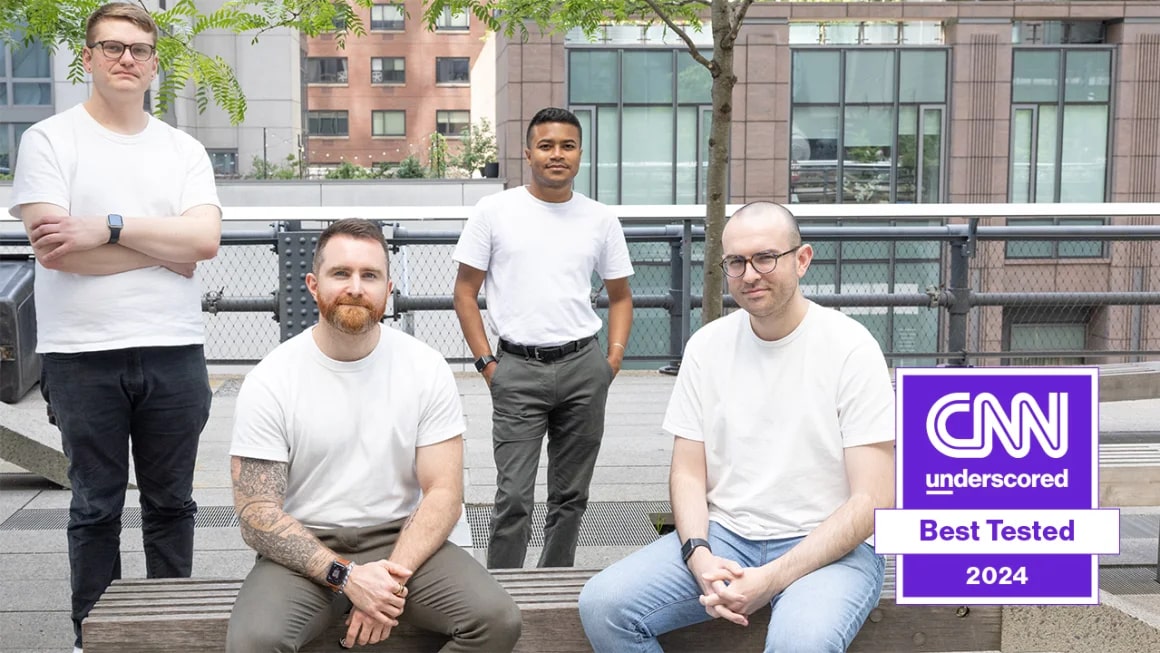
[926,392,1068,459]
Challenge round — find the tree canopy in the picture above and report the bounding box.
[0,0,374,124]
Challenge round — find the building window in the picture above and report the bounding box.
[568,48,714,205]
[207,149,239,177]
[790,48,948,205]
[789,21,944,45]
[371,57,405,84]
[308,111,349,137]
[1014,21,1106,45]
[435,6,469,31]
[435,110,469,137]
[1008,48,1111,259]
[306,57,348,84]
[372,110,405,137]
[2,37,52,107]
[370,4,405,31]
[435,57,469,84]
[1003,307,1090,365]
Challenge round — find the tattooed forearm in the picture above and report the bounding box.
[231,456,332,581]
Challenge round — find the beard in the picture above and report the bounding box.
[318,294,385,335]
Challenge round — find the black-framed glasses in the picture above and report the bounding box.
[89,41,156,62]
[720,246,802,278]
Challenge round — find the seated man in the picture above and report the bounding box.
[227,218,521,652]
[579,202,895,653]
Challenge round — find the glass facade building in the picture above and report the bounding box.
[495,4,1160,364]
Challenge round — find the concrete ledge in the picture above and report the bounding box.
[0,399,68,489]
[1002,590,1160,653]
[1100,363,1160,402]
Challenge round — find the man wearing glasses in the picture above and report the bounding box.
[8,4,221,651]
[579,202,895,652]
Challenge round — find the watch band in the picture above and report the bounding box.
[106,213,123,245]
[681,537,711,563]
[474,354,498,373]
[324,556,354,593]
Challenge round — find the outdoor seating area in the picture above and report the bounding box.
[82,565,1004,653]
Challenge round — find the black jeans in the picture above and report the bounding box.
[41,345,212,647]
[486,339,613,568]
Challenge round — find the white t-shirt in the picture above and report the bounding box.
[663,302,895,541]
[8,103,221,353]
[230,327,466,530]
[452,186,634,346]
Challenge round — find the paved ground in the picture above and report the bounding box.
[1,369,1157,652]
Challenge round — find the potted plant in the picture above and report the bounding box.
[455,118,498,177]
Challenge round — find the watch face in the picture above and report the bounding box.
[108,214,124,228]
[326,561,348,586]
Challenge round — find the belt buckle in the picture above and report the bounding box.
[533,346,547,361]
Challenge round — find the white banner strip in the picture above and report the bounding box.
[874,509,1120,555]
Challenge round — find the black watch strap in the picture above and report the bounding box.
[106,213,123,245]
[681,537,711,563]
[474,354,497,373]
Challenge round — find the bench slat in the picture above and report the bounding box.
[84,566,998,653]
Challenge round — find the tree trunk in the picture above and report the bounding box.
[701,0,737,324]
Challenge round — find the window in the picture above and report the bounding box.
[371,4,404,31]
[568,48,714,205]
[790,48,948,205]
[1003,306,1091,366]
[1008,48,1111,259]
[435,6,469,31]
[207,150,239,177]
[2,36,52,107]
[435,110,469,137]
[372,110,405,137]
[435,57,470,84]
[1014,21,1106,45]
[308,110,349,137]
[306,57,348,84]
[371,57,405,84]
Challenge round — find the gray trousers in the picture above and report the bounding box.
[487,339,613,568]
[227,519,521,652]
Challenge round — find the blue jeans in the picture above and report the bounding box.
[579,521,885,653]
[41,345,212,647]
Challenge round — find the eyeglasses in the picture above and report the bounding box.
[88,41,156,62]
[720,246,802,278]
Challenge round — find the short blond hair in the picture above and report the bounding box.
[86,2,158,46]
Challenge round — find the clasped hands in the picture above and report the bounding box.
[691,554,782,628]
[339,559,413,649]
[26,213,195,277]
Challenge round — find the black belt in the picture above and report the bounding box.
[499,336,595,363]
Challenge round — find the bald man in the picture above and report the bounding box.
[579,202,896,652]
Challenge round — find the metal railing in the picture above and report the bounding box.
[2,203,1158,366]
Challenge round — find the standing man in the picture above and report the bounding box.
[8,4,221,651]
[228,219,520,652]
[579,202,895,652]
[453,107,634,568]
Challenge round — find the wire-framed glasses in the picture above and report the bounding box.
[720,246,802,278]
[89,41,156,62]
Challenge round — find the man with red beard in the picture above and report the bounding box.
[227,219,520,651]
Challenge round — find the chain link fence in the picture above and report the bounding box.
[4,213,1159,367]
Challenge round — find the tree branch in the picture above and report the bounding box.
[728,0,755,44]
[639,0,712,70]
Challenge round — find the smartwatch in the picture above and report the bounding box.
[324,557,354,593]
[681,537,711,563]
[474,354,498,373]
[106,213,124,245]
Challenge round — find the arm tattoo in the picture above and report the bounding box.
[233,457,331,580]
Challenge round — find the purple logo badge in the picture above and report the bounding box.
[875,368,1120,605]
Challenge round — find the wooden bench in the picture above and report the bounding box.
[84,565,1001,652]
